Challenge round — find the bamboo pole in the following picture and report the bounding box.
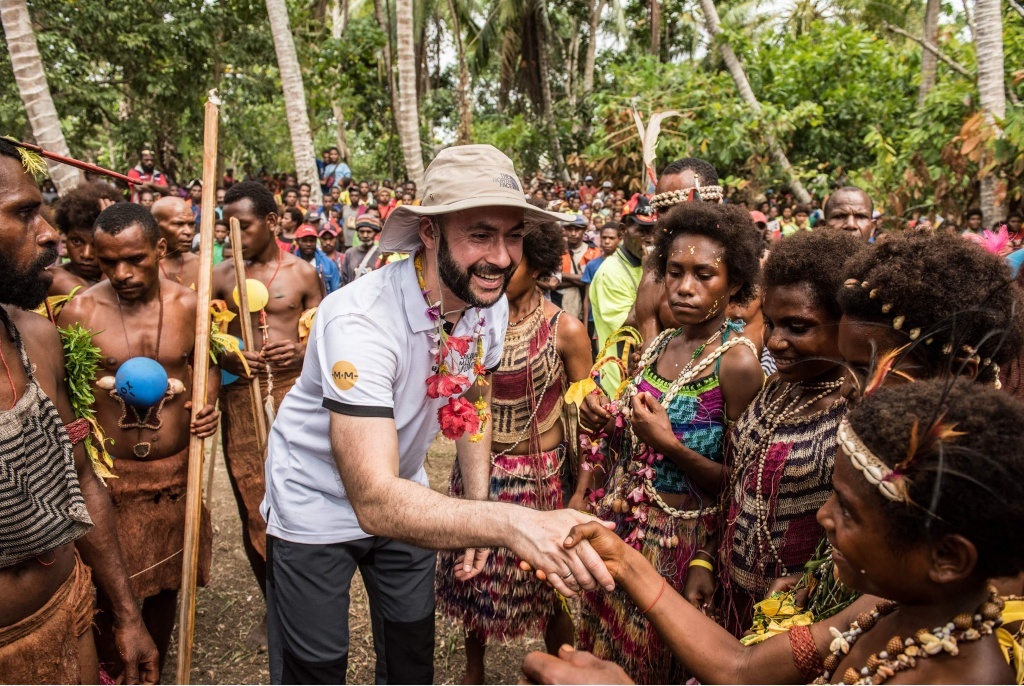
[204,406,220,513]
[176,92,220,684]
[229,216,269,454]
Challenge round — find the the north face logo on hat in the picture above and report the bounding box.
[491,173,520,192]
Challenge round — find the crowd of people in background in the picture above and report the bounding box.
[51,147,1024,357]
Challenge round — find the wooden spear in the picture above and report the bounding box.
[176,91,220,684]
[204,407,220,513]
[229,216,269,455]
[3,137,140,186]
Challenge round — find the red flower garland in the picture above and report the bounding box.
[438,397,481,440]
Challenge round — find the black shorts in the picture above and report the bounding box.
[266,534,436,684]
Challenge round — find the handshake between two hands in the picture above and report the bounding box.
[452,508,626,599]
[449,499,639,684]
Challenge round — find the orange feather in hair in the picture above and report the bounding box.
[894,412,967,473]
[864,345,914,396]
[900,419,920,472]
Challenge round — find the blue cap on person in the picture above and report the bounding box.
[379,145,575,252]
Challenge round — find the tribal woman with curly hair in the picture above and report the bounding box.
[686,230,866,636]
[530,377,1024,686]
[574,201,764,683]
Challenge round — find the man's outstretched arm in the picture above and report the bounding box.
[330,412,615,597]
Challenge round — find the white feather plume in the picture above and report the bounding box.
[643,110,680,175]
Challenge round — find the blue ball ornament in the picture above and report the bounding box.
[115,357,169,408]
[221,337,245,386]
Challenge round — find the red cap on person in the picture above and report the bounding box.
[294,224,319,239]
[624,193,656,225]
[749,210,768,226]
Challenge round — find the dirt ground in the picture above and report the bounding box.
[163,437,544,684]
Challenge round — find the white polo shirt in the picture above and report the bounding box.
[260,254,508,544]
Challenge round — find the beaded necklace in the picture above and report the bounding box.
[814,588,1004,685]
[731,378,845,575]
[612,320,757,525]
[414,251,489,442]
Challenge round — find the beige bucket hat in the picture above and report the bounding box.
[380,144,575,251]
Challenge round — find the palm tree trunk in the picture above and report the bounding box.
[419,16,433,141]
[374,0,402,168]
[566,19,580,110]
[975,0,1006,223]
[697,0,810,203]
[396,0,425,186]
[0,0,83,194]
[650,0,661,58]
[583,0,602,95]
[331,0,351,163]
[265,0,323,206]
[917,0,941,106]
[538,2,568,181]
[447,0,473,144]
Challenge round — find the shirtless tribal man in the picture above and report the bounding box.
[213,181,322,644]
[0,139,159,684]
[151,195,200,289]
[58,203,220,674]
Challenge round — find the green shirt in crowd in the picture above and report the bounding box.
[589,247,643,397]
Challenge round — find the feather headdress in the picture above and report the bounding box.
[631,103,679,194]
[857,345,916,398]
[963,226,1009,255]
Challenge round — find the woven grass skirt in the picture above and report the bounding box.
[576,495,717,684]
[435,446,567,642]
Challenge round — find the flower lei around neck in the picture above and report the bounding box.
[415,251,489,442]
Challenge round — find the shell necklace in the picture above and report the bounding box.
[815,588,1004,684]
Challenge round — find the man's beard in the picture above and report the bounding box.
[436,230,514,308]
[0,247,58,309]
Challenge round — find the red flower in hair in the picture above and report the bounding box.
[438,397,481,440]
[426,373,469,399]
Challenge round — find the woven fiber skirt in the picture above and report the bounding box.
[435,446,567,642]
[576,496,717,684]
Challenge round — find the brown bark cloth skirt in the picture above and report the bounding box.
[219,367,300,560]
[0,553,94,684]
[106,449,213,599]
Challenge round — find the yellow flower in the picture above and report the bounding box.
[565,378,597,407]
